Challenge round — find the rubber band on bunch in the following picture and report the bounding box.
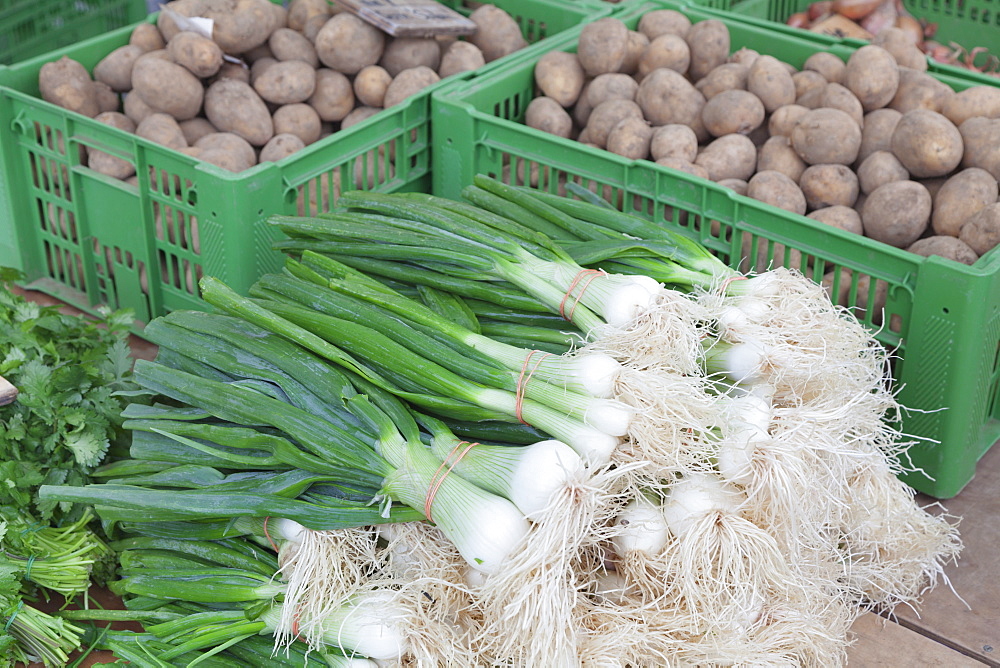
[515,350,552,425]
[262,516,280,553]
[719,275,748,294]
[559,269,607,321]
[3,600,23,633]
[424,441,480,523]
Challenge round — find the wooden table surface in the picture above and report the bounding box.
[10,286,1000,667]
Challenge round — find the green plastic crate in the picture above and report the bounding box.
[0,0,147,65]
[431,1,1000,498]
[0,0,607,326]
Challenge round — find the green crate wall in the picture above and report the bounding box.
[430,0,1000,498]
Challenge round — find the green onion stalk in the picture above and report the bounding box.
[1,560,85,667]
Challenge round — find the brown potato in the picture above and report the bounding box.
[856,150,909,195]
[637,9,691,40]
[856,108,902,165]
[620,31,650,76]
[757,135,806,183]
[718,178,749,195]
[728,47,759,68]
[210,0,284,55]
[577,18,629,76]
[650,124,698,162]
[204,79,274,146]
[701,89,764,137]
[585,99,644,148]
[88,112,136,179]
[907,236,979,264]
[534,51,586,107]
[694,63,748,99]
[803,52,845,84]
[129,23,166,53]
[253,60,317,104]
[637,34,691,78]
[132,58,204,120]
[606,116,652,160]
[287,0,331,32]
[747,55,796,113]
[871,27,921,67]
[380,38,442,77]
[861,180,932,247]
[383,66,440,107]
[353,65,391,108]
[843,45,899,111]
[310,69,355,121]
[958,203,1000,255]
[572,80,595,128]
[695,133,757,182]
[686,19,729,81]
[168,31,224,79]
[790,107,861,165]
[439,41,486,79]
[273,103,322,145]
[635,68,705,127]
[179,117,218,145]
[269,28,320,68]
[92,82,120,114]
[655,157,709,180]
[194,132,256,170]
[821,83,864,127]
[211,61,251,84]
[768,104,809,137]
[469,5,528,63]
[793,69,827,100]
[940,85,1000,126]
[931,168,999,237]
[808,205,863,235]
[136,112,188,149]
[39,56,100,117]
[747,170,806,215]
[315,13,386,75]
[94,45,144,92]
[587,73,639,107]
[525,96,572,138]
[799,163,859,209]
[889,67,954,113]
[260,132,306,162]
[890,109,963,178]
[123,91,155,125]
[341,105,380,130]
[959,117,1000,180]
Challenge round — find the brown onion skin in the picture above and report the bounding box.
[787,12,811,28]
[832,0,883,20]
[808,1,834,20]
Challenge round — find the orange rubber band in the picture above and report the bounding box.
[424,441,479,523]
[559,269,607,320]
[262,516,279,553]
[719,275,748,294]
[515,350,552,425]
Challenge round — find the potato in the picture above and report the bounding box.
[808,205,864,235]
[273,103,322,145]
[820,83,864,127]
[315,13,386,75]
[383,66,440,107]
[857,150,909,195]
[302,14,329,43]
[636,34,691,78]
[132,58,203,120]
[650,124,698,162]
[129,23,166,53]
[572,80,595,128]
[269,28,319,68]
[940,85,1000,126]
[352,65,391,108]
[861,180,931,247]
[890,109,963,178]
[728,47,759,68]
[525,97,572,138]
[341,106,380,130]
[793,70,827,100]
[694,63,748,99]
[136,112,188,149]
[211,0,284,55]
[843,45,899,111]
[92,82,120,114]
[931,168,999,236]
[958,203,1000,255]
[637,9,691,40]
[655,157,709,180]
[871,27,921,67]
[757,135,806,182]
[534,51,585,107]
[253,60,317,104]
[907,236,979,264]
[695,133,757,182]
[469,5,528,63]
[747,170,806,215]
[577,18,629,76]
[636,68,705,127]
[686,19,729,81]
[585,99,643,148]
[199,147,250,172]
[803,52,845,84]
[94,45,144,92]
[799,163,859,209]
[309,69,355,121]
[260,133,306,162]
[212,61,251,84]
[39,56,100,117]
[607,116,652,160]
[287,0,331,32]
[194,132,256,171]
[701,89,764,137]
[242,42,274,64]
[204,79,274,145]
[587,73,639,107]
[439,42,486,79]
[88,112,136,179]
[768,104,809,137]
[856,108,902,165]
[790,108,861,165]
[250,57,278,85]
[179,117,218,145]
[889,67,954,113]
[123,91,155,125]
[620,31,650,76]
[380,38,441,77]
[168,31,224,78]
[959,117,1000,180]
[747,55,796,113]
[718,178,749,195]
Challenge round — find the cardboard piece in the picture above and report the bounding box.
[335,0,478,37]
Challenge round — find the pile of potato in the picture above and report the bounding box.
[527,11,1000,267]
[37,0,529,175]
